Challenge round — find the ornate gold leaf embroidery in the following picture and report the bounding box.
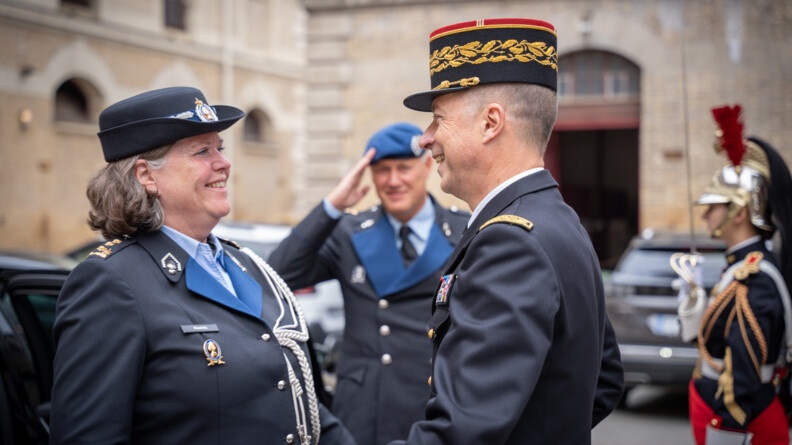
[430,39,558,76]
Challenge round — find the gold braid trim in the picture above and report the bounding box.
[478,215,534,232]
[735,283,769,373]
[715,348,748,425]
[429,39,558,76]
[698,281,738,372]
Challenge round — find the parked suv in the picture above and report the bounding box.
[604,231,726,401]
[0,251,74,444]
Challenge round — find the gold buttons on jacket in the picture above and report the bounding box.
[428,376,432,386]
[379,325,391,336]
[428,328,435,340]
[381,354,393,365]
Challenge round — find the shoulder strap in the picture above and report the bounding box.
[719,254,792,364]
[478,214,534,232]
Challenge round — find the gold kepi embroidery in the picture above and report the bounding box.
[429,39,558,77]
[433,77,480,91]
[478,214,534,232]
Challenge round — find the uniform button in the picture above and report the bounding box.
[286,433,295,443]
[261,333,271,341]
[428,376,432,386]
[381,353,392,365]
[427,328,434,340]
[379,325,391,336]
[379,299,389,309]
[277,380,287,390]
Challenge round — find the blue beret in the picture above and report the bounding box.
[366,122,424,164]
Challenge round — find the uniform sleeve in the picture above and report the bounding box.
[318,403,358,445]
[593,316,625,426]
[396,225,560,444]
[50,258,146,444]
[715,272,786,430]
[268,202,340,289]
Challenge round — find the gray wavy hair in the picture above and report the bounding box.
[86,144,171,239]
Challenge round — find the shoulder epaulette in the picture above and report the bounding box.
[734,251,763,281]
[88,238,128,259]
[478,215,534,233]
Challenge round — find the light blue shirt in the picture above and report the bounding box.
[323,196,435,256]
[160,225,237,297]
[385,197,434,256]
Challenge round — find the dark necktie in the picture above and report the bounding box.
[399,225,417,267]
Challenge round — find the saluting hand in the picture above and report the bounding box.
[327,148,376,211]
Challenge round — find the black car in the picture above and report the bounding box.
[603,231,726,403]
[0,251,75,444]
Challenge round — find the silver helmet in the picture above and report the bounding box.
[696,105,774,236]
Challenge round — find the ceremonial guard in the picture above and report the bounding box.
[268,123,469,445]
[687,105,792,445]
[50,87,354,444]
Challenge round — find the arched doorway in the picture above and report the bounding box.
[547,50,640,268]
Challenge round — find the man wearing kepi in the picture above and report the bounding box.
[389,18,624,445]
[268,122,469,445]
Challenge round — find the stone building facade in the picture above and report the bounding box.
[1,0,791,262]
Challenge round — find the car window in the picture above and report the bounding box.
[617,248,725,282]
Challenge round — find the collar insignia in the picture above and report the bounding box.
[160,252,182,275]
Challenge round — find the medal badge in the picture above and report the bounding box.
[202,339,226,366]
[436,274,456,305]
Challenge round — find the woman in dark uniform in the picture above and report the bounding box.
[49,86,355,445]
[690,104,792,445]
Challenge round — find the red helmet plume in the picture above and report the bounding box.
[711,104,745,167]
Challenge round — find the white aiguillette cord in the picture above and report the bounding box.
[240,247,321,445]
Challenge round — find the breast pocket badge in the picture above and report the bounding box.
[202,339,226,366]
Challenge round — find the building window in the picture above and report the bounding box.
[165,0,187,30]
[559,50,639,100]
[54,79,99,124]
[243,109,272,144]
[61,0,92,6]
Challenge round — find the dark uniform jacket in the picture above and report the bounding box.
[268,196,469,445]
[390,170,624,445]
[50,230,354,445]
[693,239,787,430]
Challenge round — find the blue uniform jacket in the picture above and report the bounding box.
[268,196,469,445]
[50,230,355,444]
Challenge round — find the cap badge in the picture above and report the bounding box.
[160,252,182,275]
[195,98,219,122]
[203,339,226,366]
[410,135,423,156]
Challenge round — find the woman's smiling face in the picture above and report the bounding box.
[148,131,231,240]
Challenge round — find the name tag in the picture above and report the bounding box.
[180,324,219,334]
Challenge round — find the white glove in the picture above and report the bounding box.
[671,253,708,342]
[705,424,753,445]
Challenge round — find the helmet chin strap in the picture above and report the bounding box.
[712,202,744,238]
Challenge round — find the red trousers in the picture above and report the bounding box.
[689,380,789,445]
